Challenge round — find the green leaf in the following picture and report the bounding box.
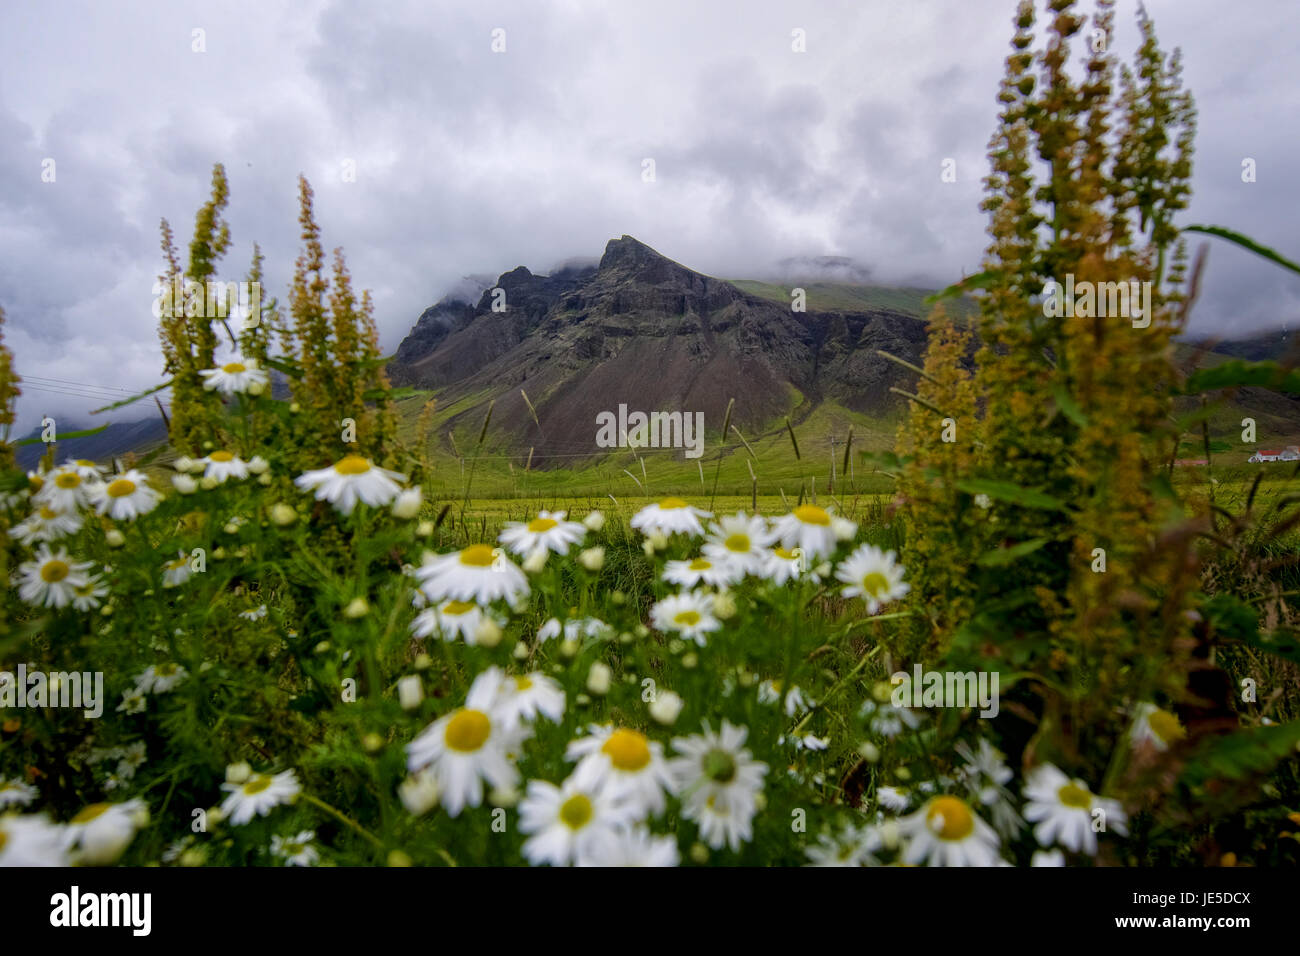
[261,357,303,380]
[90,380,170,414]
[923,270,997,305]
[976,537,1049,567]
[13,424,110,446]
[1182,359,1300,396]
[1184,225,1300,277]
[1050,383,1089,427]
[1202,593,1259,643]
[955,478,1064,510]
[1180,720,1300,788]
[0,468,29,492]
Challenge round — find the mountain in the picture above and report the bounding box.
[13,415,168,471]
[387,236,930,466]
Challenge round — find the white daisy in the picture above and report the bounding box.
[757,680,812,717]
[64,458,106,482]
[518,775,638,867]
[835,543,910,614]
[219,769,301,826]
[70,574,109,612]
[805,823,881,867]
[116,687,147,714]
[12,503,83,545]
[410,599,497,643]
[769,504,841,561]
[13,544,93,609]
[201,451,250,483]
[759,546,822,586]
[294,454,407,515]
[1032,848,1066,867]
[566,725,674,819]
[88,470,161,521]
[900,795,1002,867]
[649,591,722,646]
[492,672,566,728]
[701,512,772,576]
[1022,764,1127,856]
[876,785,912,813]
[239,604,269,621]
[0,779,38,809]
[498,510,586,560]
[662,555,742,590]
[413,545,529,607]
[536,616,614,644]
[270,830,319,866]
[405,668,524,817]
[0,814,69,866]
[579,826,680,867]
[1128,703,1186,753]
[134,662,188,695]
[161,551,193,588]
[629,497,712,538]
[669,720,768,853]
[34,463,97,511]
[199,355,270,396]
[860,698,923,738]
[65,799,148,865]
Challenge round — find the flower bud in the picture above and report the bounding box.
[578,546,605,571]
[270,503,297,526]
[397,675,423,711]
[586,661,612,695]
[391,488,422,519]
[649,690,684,725]
[582,510,605,532]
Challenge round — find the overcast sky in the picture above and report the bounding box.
[2,0,1297,434]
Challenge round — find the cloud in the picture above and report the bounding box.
[1,0,1297,434]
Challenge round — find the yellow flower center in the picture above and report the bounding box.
[459,544,497,567]
[39,506,57,520]
[601,729,651,771]
[773,547,799,560]
[442,600,477,615]
[688,558,712,571]
[334,455,372,476]
[77,459,95,467]
[527,517,558,533]
[55,473,81,489]
[724,533,750,552]
[673,610,701,627]
[166,557,188,571]
[926,796,975,841]
[793,504,830,526]
[704,748,737,783]
[559,794,594,830]
[28,475,44,492]
[515,676,533,691]
[40,560,70,583]
[0,830,7,853]
[222,362,247,374]
[1148,709,1185,744]
[106,478,136,498]
[861,572,890,597]
[70,802,111,824]
[444,709,491,752]
[659,497,688,509]
[209,451,234,463]
[242,775,272,795]
[157,663,177,676]
[1057,782,1093,809]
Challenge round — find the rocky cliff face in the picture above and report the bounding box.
[387,236,928,465]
